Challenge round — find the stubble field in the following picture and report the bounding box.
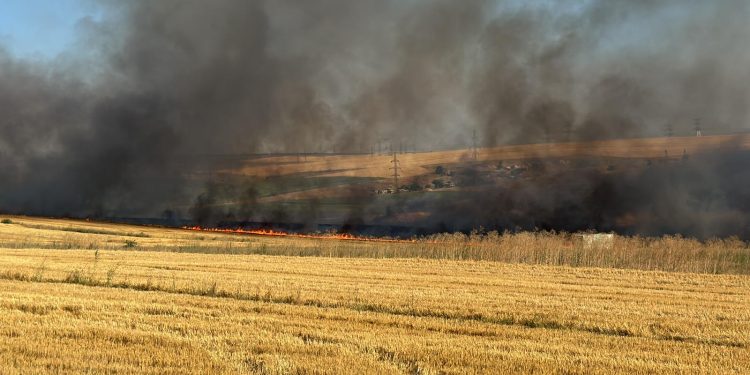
[0,216,748,374]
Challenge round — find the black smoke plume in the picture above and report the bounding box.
[413,152,750,239]
[1,1,749,238]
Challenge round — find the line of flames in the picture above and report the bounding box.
[182,226,418,243]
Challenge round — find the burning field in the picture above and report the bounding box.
[2,1,750,374]
[179,133,750,239]
[3,1,750,240]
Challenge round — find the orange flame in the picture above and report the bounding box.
[182,226,417,243]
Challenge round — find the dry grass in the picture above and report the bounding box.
[0,216,748,373]
[1,216,747,274]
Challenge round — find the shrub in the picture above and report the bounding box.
[106,267,118,286]
[65,269,90,285]
[1,219,12,224]
[435,166,445,175]
[407,182,422,192]
[124,240,138,248]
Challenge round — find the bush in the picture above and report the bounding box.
[432,179,445,189]
[65,269,89,285]
[407,182,422,192]
[124,240,138,248]
[1,219,12,224]
[435,166,445,175]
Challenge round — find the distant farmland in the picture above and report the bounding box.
[181,134,750,235]
[0,217,748,373]
[229,134,750,179]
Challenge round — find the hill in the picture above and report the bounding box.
[229,134,750,179]
[175,134,750,234]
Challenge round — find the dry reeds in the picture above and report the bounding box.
[0,216,747,274]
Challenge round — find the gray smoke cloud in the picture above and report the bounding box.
[1,0,749,230]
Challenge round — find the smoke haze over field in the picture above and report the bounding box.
[1,0,750,237]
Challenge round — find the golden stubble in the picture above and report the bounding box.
[0,216,748,374]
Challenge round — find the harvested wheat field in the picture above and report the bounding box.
[0,216,748,374]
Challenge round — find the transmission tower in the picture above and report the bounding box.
[390,150,401,193]
[472,129,478,161]
[664,122,673,137]
[694,118,702,137]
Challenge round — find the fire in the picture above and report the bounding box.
[182,226,417,243]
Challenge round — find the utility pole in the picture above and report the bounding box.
[390,150,401,193]
[664,122,673,137]
[472,129,478,161]
[318,123,323,153]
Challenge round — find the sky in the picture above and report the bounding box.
[0,0,99,59]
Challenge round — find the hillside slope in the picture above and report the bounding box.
[231,134,750,178]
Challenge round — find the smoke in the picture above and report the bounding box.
[412,152,750,239]
[1,0,749,237]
